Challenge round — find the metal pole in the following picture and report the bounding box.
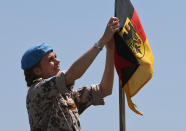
[119,81,126,131]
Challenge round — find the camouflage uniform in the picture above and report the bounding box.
[26,71,105,131]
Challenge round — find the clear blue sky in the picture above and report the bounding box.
[0,0,186,131]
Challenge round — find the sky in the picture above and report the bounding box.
[0,0,186,131]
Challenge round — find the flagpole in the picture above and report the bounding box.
[119,81,126,131]
[115,0,126,130]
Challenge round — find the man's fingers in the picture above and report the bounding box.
[114,27,120,32]
[108,17,119,25]
[112,24,120,30]
[110,21,120,33]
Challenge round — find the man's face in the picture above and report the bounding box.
[37,51,60,79]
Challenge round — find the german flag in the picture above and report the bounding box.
[114,0,154,115]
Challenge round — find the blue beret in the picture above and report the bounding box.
[21,43,53,70]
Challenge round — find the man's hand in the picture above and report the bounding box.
[98,17,120,47]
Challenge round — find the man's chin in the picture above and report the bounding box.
[56,69,60,74]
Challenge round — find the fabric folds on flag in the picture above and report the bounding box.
[114,0,154,115]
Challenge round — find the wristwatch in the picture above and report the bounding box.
[94,43,103,51]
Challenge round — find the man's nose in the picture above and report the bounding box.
[55,58,60,64]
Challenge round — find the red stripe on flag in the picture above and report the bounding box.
[131,9,146,43]
[114,50,133,80]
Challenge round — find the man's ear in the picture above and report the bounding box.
[33,67,42,76]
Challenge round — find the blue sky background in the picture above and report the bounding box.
[0,0,186,131]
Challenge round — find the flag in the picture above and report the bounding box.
[114,0,154,115]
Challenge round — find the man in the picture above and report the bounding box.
[21,17,120,131]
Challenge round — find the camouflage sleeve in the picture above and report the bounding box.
[72,84,105,114]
